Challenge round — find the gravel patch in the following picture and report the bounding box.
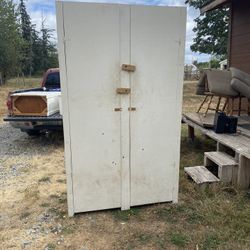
[0,123,63,157]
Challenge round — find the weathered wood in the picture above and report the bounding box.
[204,151,238,183]
[230,0,250,75]
[184,112,250,142]
[237,155,250,189]
[197,95,209,113]
[183,114,250,188]
[184,113,215,128]
[185,166,220,185]
[232,152,239,185]
[201,0,230,14]
[188,125,195,142]
[205,151,237,167]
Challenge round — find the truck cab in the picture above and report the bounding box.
[4,68,63,136]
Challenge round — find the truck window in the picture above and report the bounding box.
[45,72,60,88]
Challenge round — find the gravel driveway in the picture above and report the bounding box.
[0,123,63,157]
[1,123,66,249]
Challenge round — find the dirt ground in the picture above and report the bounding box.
[0,80,250,250]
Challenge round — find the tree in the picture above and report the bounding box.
[0,0,23,83]
[0,0,58,82]
[31,27,42,74]
[39,18,58,72]
[187,0,229,58]
[19,0,33,75]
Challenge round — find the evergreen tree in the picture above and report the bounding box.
[40,18,58,72]
[19,0,33,75]
[0,0,59,81]
[187,0,229,58]
[0,0,23,83]
[31,27,43,74]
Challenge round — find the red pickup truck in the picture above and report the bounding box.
[4,68,63,135]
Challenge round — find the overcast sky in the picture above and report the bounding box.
[16,0,211,64]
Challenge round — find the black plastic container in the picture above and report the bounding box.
[214,112,227,133]
[214,112,238,134]
[225,116,238,133]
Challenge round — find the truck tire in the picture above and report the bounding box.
[26,130,41,136]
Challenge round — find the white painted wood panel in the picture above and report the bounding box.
[57,2,123,213]
[130,6,186,206]
[119,6,131,210]
[56,1,74,216]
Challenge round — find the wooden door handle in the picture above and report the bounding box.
[122,64,136,72]
[116,88,131,94]
[128,107,136,111]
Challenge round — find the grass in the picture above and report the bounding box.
[39,176,51,183]
[112,208,141,221]
[1,79,250,249]
[44,243,56,250]
[19,211,31,220]
[202,233,221,250]
[170,232,190,247]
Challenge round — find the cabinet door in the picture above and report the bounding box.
[60,3,130,213]
[130,6,186,206]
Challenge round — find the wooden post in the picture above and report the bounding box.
[188,125,195,142]
[238,96,242,116]
[237,155,250,189]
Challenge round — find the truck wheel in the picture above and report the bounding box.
[26,130,41,136]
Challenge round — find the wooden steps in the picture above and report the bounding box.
[183,113,250,189]
[185,151,239,186]
[204,151,238,183]
[184,166,220,185]
[205,151,237,166]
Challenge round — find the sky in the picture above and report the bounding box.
[15,0,211,64]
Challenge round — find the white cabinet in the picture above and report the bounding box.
[56,1,186,216]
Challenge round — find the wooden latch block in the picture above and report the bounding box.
[116,88,131,94]
[114,108,122,112]
[128,107,136,111]
[122,64,136,72]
